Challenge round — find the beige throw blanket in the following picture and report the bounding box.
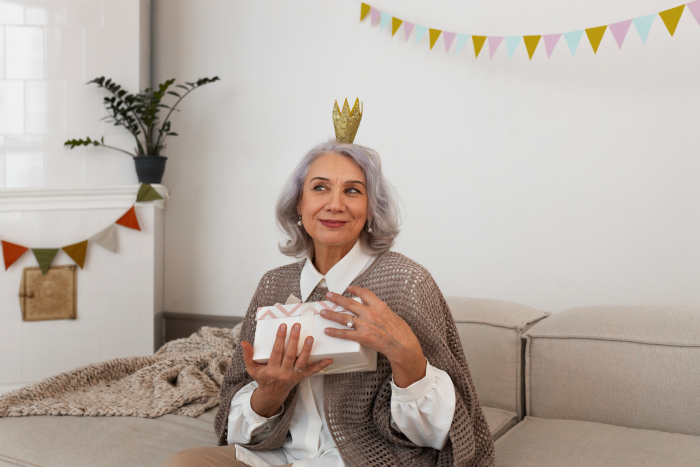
[0,326,241,419]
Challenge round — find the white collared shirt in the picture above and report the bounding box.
[228,241,456,467]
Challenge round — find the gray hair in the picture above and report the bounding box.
[276,139,402,258]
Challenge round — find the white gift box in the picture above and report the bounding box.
[252,298,377,375]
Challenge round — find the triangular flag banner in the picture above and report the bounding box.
[360,3,371,21]
[429,28,442,49]
[32,249,59,276]
[136,183,163,202]
[62,240,88,269]
[116,205,141,231]
[370,7,380,26]
[563,30,584,56]
[2,240,28,270]
[488,36,504,58]
[443,31,456,51]
[687,0,700,25]
[659,4,684,36]
[380,12,390,31]
[585,26,607,53]
[472,35,487,57]
[404,21,415,41]
[90,225,118,253]
[633,14,656,44]
[523,35,541,59]
[391,17,403,36]
[505,36,521,58]
[543,33,561,58]
[415,25,428,44]
[456,34,470,53]
[609,19,632,49]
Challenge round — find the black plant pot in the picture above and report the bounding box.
[134,156,167,184]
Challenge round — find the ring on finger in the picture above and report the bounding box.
[293,365,305,373]
[347,317,355,329]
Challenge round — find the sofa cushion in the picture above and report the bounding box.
[482,406,517,441]
[524,305,700,436]
[446,296,549,418]
[0,408,219,467]
[494,416,700,467]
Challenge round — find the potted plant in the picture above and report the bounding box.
[65,76,220,184]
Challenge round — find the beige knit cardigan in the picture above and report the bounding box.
[214,251,495,467]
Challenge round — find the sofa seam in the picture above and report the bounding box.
[523,334,700,348]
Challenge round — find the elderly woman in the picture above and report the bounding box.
[163,138,494,467]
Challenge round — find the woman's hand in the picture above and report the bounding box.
[320,285,427,388]
[241,323,333,418]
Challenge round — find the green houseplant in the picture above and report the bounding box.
[65,76,220,184]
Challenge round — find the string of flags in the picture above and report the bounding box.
[360,2,700,59]
[1,184,163,275]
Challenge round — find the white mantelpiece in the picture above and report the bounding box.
[0,184,166,385]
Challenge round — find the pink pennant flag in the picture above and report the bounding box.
[687,0,700,25]
[370,7,380,26]
[488,36,504,58]
[404,21,415,41]
[443,31,457,51]
[543,33,561,58]
[609,19,632,49]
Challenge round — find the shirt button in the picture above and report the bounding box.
[393,391,399,396]
[254,418,261,423]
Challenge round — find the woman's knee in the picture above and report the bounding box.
[161,447,212,467]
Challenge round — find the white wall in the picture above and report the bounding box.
[153,0,700,317]
[0,0,158,385]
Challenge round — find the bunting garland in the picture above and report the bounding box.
[0,184,163,275]
[361,2,698,60]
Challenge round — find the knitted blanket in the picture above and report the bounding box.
[0,325,241,419]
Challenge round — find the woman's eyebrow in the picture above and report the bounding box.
[309,177,366,187]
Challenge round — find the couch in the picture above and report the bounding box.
[2,298,698,466]
[494,304,700,466]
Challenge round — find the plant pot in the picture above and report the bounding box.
[134,156,167,184]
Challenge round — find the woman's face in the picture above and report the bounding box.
[298,153,368,253]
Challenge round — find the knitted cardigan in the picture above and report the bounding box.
[214,251,495,467]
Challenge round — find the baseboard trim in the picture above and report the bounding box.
[155,311,244,351]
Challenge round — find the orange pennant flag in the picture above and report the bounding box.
[62,240,88,269]
[392,17,403,36]
[659,5,684,36]
[472,36,487,57]
[360,3,371,21]
[585,26,607,53]
[429,29,442,49]
[523,35,541,59]
[2,240,28,270]
[115,205,141,231]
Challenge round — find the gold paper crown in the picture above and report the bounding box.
[332,98,363,144]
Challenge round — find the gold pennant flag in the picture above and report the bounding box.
[472,36,487,57]
[659,5,684,36]
[585,26,607,53]
[63,240,88,269]
[429,29,442,49]
[392,17,403,36]
[360,3,371,21]
[523,35,541,59]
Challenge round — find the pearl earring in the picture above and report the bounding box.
[367,221,373,233]
[297,215,303,226]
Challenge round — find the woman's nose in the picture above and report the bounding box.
[326,190,344,212]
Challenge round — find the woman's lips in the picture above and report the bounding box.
[320,220,348,228]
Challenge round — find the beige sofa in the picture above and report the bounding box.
[494,304,700,466]
[3,298,698,466]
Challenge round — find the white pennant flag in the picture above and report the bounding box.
[90,224,118,253]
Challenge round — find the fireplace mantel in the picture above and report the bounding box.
[0,185,169,212]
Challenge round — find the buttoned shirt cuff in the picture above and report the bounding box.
[243,391,284,428]
[390,358,435,403]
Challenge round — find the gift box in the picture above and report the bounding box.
[252,298,377,375]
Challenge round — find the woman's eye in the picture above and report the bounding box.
[346,187,362,194]
[313,185,327,191]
